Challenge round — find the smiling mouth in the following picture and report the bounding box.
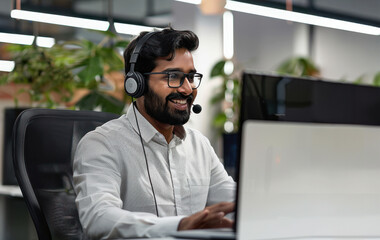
[170,99,187,105]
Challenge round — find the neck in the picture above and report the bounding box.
[135,100,174,143]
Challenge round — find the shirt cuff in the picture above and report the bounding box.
[148,215,184,237]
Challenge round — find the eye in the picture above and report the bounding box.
[187,73,195,83]
[168,72,182,80]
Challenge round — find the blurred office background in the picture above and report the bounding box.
[1,0,380,151]
[0,0,380,237]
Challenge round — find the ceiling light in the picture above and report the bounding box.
[11,9,109,31]
[0,60,15,72]
[225,1,380,35]
[114,23,161,35]
[0,32,55,47]
[36,36,55,48]
[0,32,34,45]
[223,11,234,59]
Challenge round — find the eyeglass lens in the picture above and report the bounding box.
[168,72,201,89]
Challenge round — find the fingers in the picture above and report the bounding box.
[218,217,234,228]
[178,209,209,230]
[206,202,235,215]
[194,211,234,229]
[196,211,224,229]
[190,209,210,228]
[178,202,236,231]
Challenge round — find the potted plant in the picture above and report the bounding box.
[58,30,130,114]
[276,56,320,77]
[0,44,75,108]
[209,59,241,179]
[0,30,130,114]
[210,59,241,134]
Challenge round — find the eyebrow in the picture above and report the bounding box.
[163,68,197,73]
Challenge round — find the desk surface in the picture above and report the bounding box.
[114,237,380,240]
[0,185,22,197]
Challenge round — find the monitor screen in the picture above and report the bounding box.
[240,72,380,126]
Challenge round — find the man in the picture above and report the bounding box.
[73,27,236,239]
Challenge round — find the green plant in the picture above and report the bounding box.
[276,56,320,77]
[1,30,130,114]
[56,30,130,114]
[0,44,75,108]
[351,72,380,87]
[373,72,380,87]
[209,59,241,134]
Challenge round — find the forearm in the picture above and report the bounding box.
[79,202,182,239]
[75,177,183,239]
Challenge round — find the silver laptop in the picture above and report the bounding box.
[173,121,380,239]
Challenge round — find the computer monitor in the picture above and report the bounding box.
[234,71,380,196]
[235,72,380,239]
[240,71,380,125]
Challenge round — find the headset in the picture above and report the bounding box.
[124,31,158,98]
[124,31,203,114]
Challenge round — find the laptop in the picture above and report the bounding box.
[172,121,380,239]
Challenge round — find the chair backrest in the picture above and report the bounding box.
[12,108,119,240]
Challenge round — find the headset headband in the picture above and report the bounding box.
[129,31,158,71]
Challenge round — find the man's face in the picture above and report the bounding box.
[143,48,197,126]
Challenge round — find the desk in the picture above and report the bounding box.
[0,185,22,197]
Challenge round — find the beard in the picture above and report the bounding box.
[144,87,193,125]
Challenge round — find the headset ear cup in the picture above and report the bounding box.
[134,72,146,98]
[124,71,146,98]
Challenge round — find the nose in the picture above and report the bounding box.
[177,77,193,95]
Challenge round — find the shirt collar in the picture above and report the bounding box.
[126,103,187,143]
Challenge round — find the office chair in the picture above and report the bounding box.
[12,108,119,240]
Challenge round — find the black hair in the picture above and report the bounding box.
[123,27,199,75]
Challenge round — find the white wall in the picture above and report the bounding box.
[314,27,380,83]
[233,12,299,73]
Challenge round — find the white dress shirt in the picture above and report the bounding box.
[73,105,236,239]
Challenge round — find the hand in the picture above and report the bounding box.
[177,202,235,230]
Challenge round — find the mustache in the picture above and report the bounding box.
[166,93,194,103]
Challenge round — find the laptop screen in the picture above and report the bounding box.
[237,120,380,239]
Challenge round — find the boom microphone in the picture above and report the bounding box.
[192,104,202,114]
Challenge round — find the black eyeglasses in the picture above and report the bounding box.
[144,71,203,89]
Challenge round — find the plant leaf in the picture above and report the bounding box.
[373,72,380,86]
[75,91,124,114]
[77,56,103,87]
[114,40,130,48]
[210,60,226,78]
[353,75,365,84]
[210,90,225,104]
[213,112,227,127]
[276,56,319,77]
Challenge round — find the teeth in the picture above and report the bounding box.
[173,99,187,104]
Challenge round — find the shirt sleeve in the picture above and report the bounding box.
[205,137,237,206]
[73,132,183,239]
